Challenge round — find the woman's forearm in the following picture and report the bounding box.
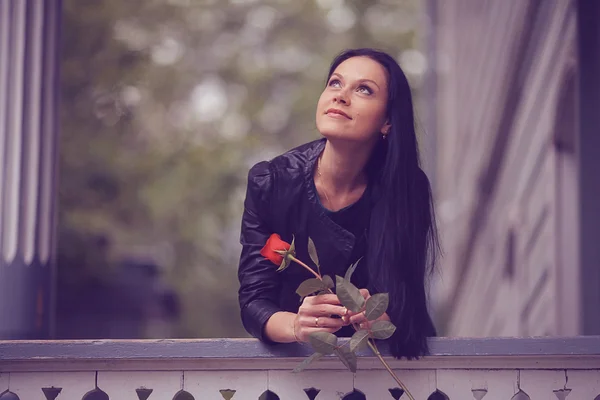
[264,311,297,343]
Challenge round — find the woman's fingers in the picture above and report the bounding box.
[347,289,371,327]
[296,325,341,342]
[304,294,341,305]
[298,315,345,329]
[303,326,342,335]
[299,294,348,319]
[295,315,344,342]
[349,310,367,325]
[299,303,347,317]
[293,288,378,341]
[343,288,371,320]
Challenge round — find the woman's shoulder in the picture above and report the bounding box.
[245,139,324,221]
[248,138,325,183]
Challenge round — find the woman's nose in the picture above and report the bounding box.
[333,93,350,105]
[333,89,350,105]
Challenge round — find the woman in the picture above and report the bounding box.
[238,48,439,359]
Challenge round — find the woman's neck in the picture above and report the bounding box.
[317,140,372,205]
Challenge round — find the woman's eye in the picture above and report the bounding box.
[357,85,372,95]
[328,79,341,88]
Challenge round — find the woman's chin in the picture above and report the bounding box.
[319,130,375,145]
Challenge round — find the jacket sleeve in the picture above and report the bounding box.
[237,161,282,342]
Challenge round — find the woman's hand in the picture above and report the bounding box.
[347,289,390,329]
[293,293,349,342]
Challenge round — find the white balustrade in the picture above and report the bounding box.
[1,337,599,400]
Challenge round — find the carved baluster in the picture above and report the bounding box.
[303,387,320,399]
[258,390,279,400]
[173,390,194,400]
[0,391,19,400]
[82,388,109,400]
[511,390,530,400]
[341,390,366,400]
[219,389,236,400]
[135,388,152,400]
[553,389,571,400]
[427,389,449,400]
[561,371,600,398]
[520,370,569,398]
[388,388,404,399]
[42,387,62,400]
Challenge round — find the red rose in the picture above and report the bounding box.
[260,233,291,265]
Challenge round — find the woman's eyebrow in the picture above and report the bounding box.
[331,73,380,90]
[358,79,380,90]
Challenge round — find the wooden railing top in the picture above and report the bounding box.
[2,337,599,399]
[1,336,599,362]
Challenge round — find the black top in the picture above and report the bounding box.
[312,178,372,337]
[237,138,436,354]
[312,176,371,266]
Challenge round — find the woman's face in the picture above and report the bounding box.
[316,56,390,143]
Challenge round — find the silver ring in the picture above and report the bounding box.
[315,317,320,327]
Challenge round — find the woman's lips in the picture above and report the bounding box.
[326,108,351,119]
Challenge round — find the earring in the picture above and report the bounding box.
[382,127,390,139]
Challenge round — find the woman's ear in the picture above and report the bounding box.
[381,121,391,137]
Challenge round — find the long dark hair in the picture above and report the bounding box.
[327,48,440,359]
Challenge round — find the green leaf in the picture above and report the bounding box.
[276,236,297,272]
[344,257,362,282]
[334,345,357,373]
[370,320,396,340]
[296,278,329,297]
[349,329,370,352]
[292,352,323,373]
[289,235,296,256]
[308,331,338,355]
[322,275,334,289]
[276,255,291,272]
[364,293,389,321]
[336,275,365,312]
[307,237,320,269]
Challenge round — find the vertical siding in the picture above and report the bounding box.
[0,1,11,255]
[0,0,61,339]
[431,0,578,336]
[2,0,27,264]
[578,0,600,335]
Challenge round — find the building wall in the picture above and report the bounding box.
[429,0,580,336]
[0,0,61,339]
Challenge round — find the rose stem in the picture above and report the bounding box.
[289,256,322,280]
[366,339,415,400]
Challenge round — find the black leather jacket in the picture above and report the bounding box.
[237,138,435,351]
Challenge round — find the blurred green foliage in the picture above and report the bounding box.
[58,0,425,338]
